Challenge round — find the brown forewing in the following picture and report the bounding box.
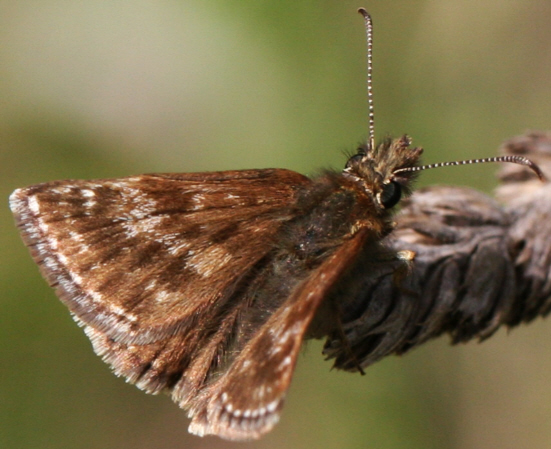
[11,166,375,440]
[9,168,309,348]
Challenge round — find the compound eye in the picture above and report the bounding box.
[345,153,364,169]
[379,181,402,209]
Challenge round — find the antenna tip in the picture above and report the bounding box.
[358,7,369,18]
[522,158,546,182]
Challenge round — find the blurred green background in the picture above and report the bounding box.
[2,1,551,448]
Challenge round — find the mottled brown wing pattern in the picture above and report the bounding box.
[10,129,427,441]
[10,165,374,440]
[9,169,311,396]
[187,228,371,440]
[10,169,309,346]
[79,227,371,440]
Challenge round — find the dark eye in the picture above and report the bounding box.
[379,181,402,209]
[345,153,364,169]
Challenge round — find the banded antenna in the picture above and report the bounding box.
[394,155,545,180]
[358,8,545,182]
[358,8,375,151]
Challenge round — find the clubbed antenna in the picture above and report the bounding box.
[393,155,546,180]
[358,8,375,151]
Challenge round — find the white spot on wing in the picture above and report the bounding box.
[154,289,179,304]
[167,240,191,255]
[121,216,165,238]
[28,195,40,215]
[267,400,278,413]
[191,193,206,210]
[279,356,292,369]
[82,189,96,198]
[187,246,232,277]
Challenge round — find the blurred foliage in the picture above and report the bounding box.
[2,1,551,448]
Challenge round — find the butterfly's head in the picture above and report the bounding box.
[347,12,422,211]
[343,135,423,210]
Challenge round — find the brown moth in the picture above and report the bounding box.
[8,9,543,441]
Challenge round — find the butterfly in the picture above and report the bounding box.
[8,9,542,440]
